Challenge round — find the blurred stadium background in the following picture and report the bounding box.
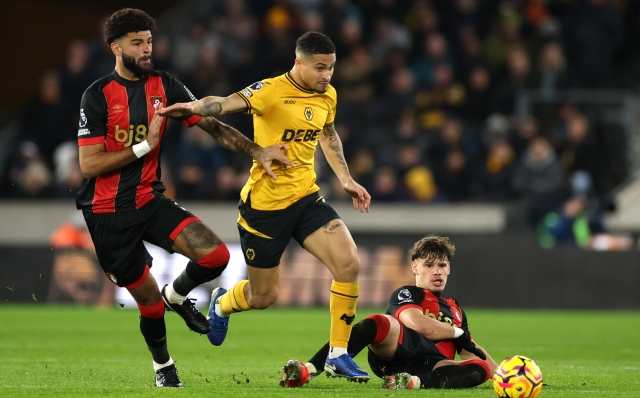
[1,0,640,311]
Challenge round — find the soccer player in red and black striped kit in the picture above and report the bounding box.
[76,8,293,388]
[281,235,499,390]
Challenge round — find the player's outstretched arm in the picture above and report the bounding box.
[196,117,294,180]
[398,307,460,340]
[159,93,248,117]
[79,103,163,179]
[319,123,371,212]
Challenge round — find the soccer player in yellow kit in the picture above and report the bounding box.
[159,32,371,381]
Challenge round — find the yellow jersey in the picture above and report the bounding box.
[236,72,337,210]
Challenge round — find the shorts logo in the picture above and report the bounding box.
[249,81,265,91]
[304,107,313,121]
[150,96,163,106]
[245,248,255,260]
[79,108,87,127]
[106,273,118,284]
[398,288,412,301]
[241,88,253,98]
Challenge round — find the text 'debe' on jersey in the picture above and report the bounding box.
[235,73,337,210]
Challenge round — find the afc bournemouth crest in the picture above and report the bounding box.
[150,96,163,107]
[106,273,118,284]
[304,107,314,121]
[245,248,256,260]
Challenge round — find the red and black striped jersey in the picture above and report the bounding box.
[76,71,201,213]
[387,285,470,360]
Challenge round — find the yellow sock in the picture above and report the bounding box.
[329,280,359,348]
[219,280,251,314]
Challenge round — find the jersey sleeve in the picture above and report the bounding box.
[236,80,278,115]
[386,286,424,319]
[325,86,337,126]
[163,73,202,127]
[77,87,107,146]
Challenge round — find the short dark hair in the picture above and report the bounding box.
[296,31,336,57]
[409,235,456,261]
[104,8,156,45]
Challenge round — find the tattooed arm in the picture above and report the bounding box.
[196,117,294,180]
[158,93,247,117]
[319,123,371,212]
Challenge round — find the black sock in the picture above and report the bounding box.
[417,363,487,389]
[306,318,378,372]
[140,315,170,364]
[172,266,200,296]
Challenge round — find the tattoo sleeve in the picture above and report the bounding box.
[196,117,259,157]
[324,123,351,178]
[194,98,223,116]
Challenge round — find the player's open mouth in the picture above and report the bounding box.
[432,278,443,286]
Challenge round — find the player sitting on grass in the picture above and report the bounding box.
[280,235,498,389]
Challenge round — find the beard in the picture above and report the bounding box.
[122,51,152,78]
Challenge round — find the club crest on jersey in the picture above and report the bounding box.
[79,108,87,127]
[246,248,255,260]
[149,96,163,106]
[249,81,265,91]
[398,288,412,301]
[304,107,314,121]
[106,273,118,284]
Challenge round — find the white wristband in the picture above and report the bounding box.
[453,327,464,338]
[132,140,151,158]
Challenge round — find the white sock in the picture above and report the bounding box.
[305,362,317,374]
[153,357,174,371]
[165,283,186,304]
[411,375,421,389]
[328,347,348,359]
[214,299,230,318]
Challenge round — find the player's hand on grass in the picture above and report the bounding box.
[148,103,164,149]
[456,331,487,360]
[342,178,371,213]
[158,101,196,117]
[256,144,295,180]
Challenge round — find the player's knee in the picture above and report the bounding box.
[198,243,230,269]
[186,243,230,282]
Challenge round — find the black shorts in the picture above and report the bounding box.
[237,192,340,268]
[83,195,199,287]
[367,323,449,378]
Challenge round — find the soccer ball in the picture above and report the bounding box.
[493,355,543,398]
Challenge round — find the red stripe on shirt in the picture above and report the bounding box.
[78,136,105,146]
[136,75,165,208]
[93,80,127,213]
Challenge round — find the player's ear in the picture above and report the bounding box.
[110,42,121,56]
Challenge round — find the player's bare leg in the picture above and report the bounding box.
[128,273,182,387]
[207,265,279,345]
[302,219,369,382]
[162,222,230,334]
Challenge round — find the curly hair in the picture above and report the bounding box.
[409,235,456,262]
[295,31,336,57]
[104,8,156,45]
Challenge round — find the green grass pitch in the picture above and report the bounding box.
[0,305,639,397]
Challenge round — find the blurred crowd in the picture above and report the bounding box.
[4,0,640,231]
